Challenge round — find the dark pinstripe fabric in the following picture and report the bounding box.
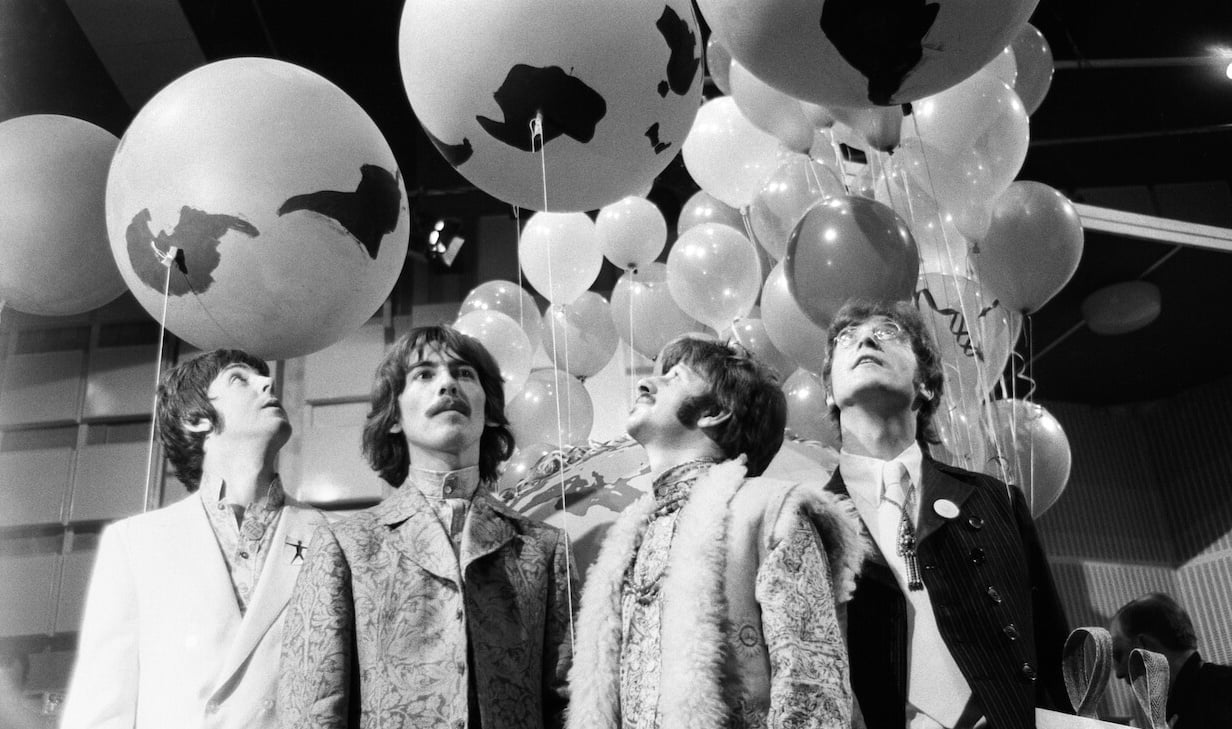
[828,458,1071,729]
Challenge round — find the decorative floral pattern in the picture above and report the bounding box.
[279,487,575,729]
[757,522,851,729]
[568,461,860,729]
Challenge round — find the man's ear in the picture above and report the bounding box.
[184,417,212,435]
[696,408,732,429]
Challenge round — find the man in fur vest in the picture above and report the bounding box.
[820,300,1069,729]
[568,336,867,729]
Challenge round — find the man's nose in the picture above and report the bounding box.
[438,372,460,395]
[257,374,274,392]
[636,377,656,395]
[855,328,883,349]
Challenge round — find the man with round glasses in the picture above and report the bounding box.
[820,300,1070,729]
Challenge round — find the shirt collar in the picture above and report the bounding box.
[407,464,481,500]
[199,474,286,510]
[839,442,923,513]
[651,457,719,511]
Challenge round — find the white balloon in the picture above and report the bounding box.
[682,97,784,209]
[519,212,602,305]
[454,310,533,389]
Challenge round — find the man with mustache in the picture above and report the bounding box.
[279,325,575,729]
[819,300,1069,729]
[62,349,327,729]
[568,336,867,729]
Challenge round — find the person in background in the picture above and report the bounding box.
[1111,592,1232,729]
[820,299,1070,729]
[568,336,867,729]
[279,325,574,729]
[61,349,327,728]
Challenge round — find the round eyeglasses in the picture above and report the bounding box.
[833,320,906,349]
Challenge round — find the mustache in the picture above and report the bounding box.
[427,396,472,417]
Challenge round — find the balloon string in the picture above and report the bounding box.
[513,205,525,332]
[830,132,851,195]
[627,277,636,410]
[739,208,762,272]
[143,247,177,513]
[531,111,576,649]
[904,114,998,458]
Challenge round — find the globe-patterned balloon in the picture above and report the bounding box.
[106,58,409,360]
[697,0,1037,108]
[399,0,703,212]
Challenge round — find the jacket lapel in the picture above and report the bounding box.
[460,492,516,573]
[167,495,243,627]
[213,506,322,688]
[375,486,462,584]
[825,469,898,592]
[915,459,976,545]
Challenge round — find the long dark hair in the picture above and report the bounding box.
[363,326,514,486]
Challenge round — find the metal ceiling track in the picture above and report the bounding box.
[1074,203,1232,254]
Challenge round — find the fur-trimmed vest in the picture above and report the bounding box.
[567,460,869,729]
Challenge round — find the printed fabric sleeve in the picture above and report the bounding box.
[60,522,140,729]
[542,528,578,729]
[278,522,358,729]
[756,516,852,729]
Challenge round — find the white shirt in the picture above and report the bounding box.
[840,443,976,729]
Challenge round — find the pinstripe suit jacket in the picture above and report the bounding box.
[827,457,1070,729]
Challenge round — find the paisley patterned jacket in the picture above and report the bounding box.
[278,485,575,729]
[568,460,869,729]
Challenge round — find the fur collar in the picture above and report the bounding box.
[568,460,865,729]
[568,459,743,729]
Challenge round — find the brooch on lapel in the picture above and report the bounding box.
[286,538,308,564]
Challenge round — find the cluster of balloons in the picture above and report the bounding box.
[0,2,1081,517]
[678,12,1077,513]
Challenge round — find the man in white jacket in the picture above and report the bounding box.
[61,349,326,729]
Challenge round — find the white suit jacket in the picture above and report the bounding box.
[60,492,327,729]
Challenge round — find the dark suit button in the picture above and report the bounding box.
[1021,662,1037,681]
[923,562,937,572]
[969,548,985,565]
[986,586,1002,604]
[967,515,984,530]
[1003,623,1019,641]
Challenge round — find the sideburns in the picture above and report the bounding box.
[676,393,719,428]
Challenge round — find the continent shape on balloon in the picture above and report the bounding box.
[107,58,409,361]
[400,0,703,211]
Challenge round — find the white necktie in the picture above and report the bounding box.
[882,461,922,591]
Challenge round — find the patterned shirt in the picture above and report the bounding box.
[619,459,716,729]
[199,475,285,613]
[407,465,481,562]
